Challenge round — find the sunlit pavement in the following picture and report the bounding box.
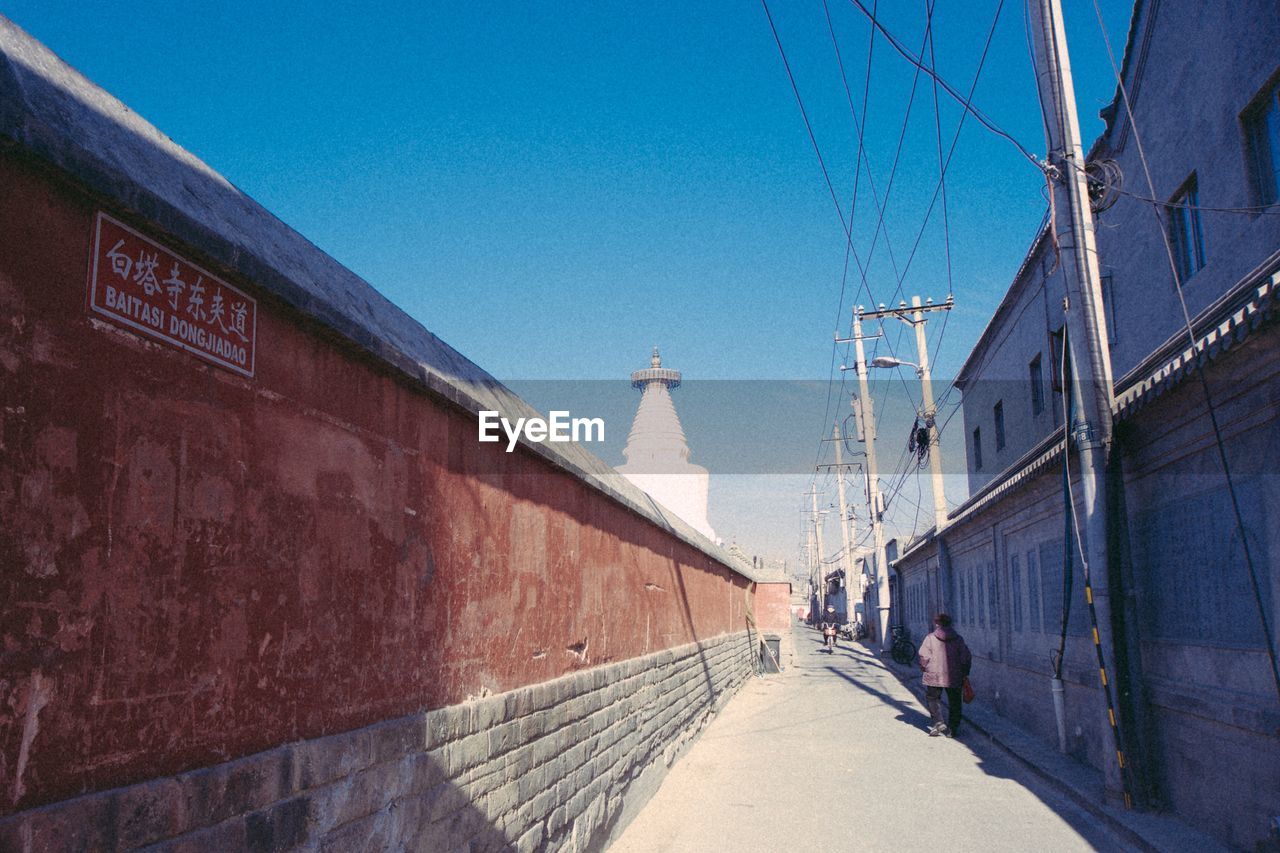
[609,624,1133,853]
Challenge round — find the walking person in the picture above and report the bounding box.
[916,612,971,737]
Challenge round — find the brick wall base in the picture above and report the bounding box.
[0,631,755,852]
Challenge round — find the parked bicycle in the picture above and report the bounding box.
[890,625,916,666]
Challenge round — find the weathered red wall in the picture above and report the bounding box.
[0,153,751,815]
[754,583,792,634]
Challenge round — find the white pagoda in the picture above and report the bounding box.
[616,348,716,542]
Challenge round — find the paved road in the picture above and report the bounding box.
[610,625,1134,853]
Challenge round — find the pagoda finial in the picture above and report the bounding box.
[632,347,681,389]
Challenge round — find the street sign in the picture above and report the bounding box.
[88,212,257,377]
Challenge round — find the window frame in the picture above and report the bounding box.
[1049,327,1066,393]
[1010,553,1023,633]
[1167,174,1206,281]
[972,426,983,471]
[993,400,1006,452]
[1030,353,1044,417]
[1243,76,1280,206]
[1100,272,1118,345]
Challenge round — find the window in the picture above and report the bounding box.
[1010,554,1023,632]
[1244,78,1280,205]
[962,563,972,625]
[1049,327,1066,393]
[978,568,986,628]
[1048,327,1066,426]
[1039,539,1089,636]
[1026,550,1041,633]
[972,427,983,471]
[1100,273,1118,345]
[993,401,1006,451]
[1029,354,1044,416]
[1168,176,1206,281]
[987,563,999,630]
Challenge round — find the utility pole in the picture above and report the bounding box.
[810,487,827,614]
[1031,0,1128,808]
[803,493,816,621]
[860,295,954,531]
[837,311,890,651]
[822,425,862,621]
[832,426,856,620]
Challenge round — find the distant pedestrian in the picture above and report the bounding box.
[916,612,971,737]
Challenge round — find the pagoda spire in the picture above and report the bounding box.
[616,348,716,542]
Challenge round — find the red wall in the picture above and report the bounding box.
[754,583,792,634]
[0,154,751,815]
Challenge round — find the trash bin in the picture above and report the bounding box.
[760,634,782,673]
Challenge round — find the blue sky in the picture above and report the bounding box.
[4,0,1136,562]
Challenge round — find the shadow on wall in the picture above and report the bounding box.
[1,743,520,851]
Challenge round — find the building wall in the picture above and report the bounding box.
[935,5,1280,843]
[1093,0,1280,381]
[960,237,1069,495]
[898,321,1280,847]
[1114,329,1280,845]
[961,0,1280,495]
[0,150,757,847]
[753,582,792,636]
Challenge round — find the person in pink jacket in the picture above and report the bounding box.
[916,612,972,737]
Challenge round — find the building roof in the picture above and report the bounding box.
[1090,0,1147,159]
[953,223,1051,389]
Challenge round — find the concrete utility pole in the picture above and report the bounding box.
[803,493,817,619]
[822,425,862,620]
[860,295,954,531]
[810,487,827,613]
[833,426,859,620]
[837,311,890,651]
[1030,0,1127,807]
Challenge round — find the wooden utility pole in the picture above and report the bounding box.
[1030,0,1129,808]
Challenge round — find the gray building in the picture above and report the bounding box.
[893,1,1280,847]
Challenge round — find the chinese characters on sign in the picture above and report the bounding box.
[88,212,257,376]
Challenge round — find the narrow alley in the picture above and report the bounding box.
[613,627,1143,853]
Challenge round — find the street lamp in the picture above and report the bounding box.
[870,355,919,374]
[869,350,947,531]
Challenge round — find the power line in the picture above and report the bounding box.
[760,0,861,247]
[827,0,938,448]
[866,0,1006,447]
[811,0,925,481]
[886,0,1008,305]
[844,0,1043,169]
[926,11,955,299]
[763,0,874,481]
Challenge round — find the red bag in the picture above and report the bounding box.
[962,677,975,704]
